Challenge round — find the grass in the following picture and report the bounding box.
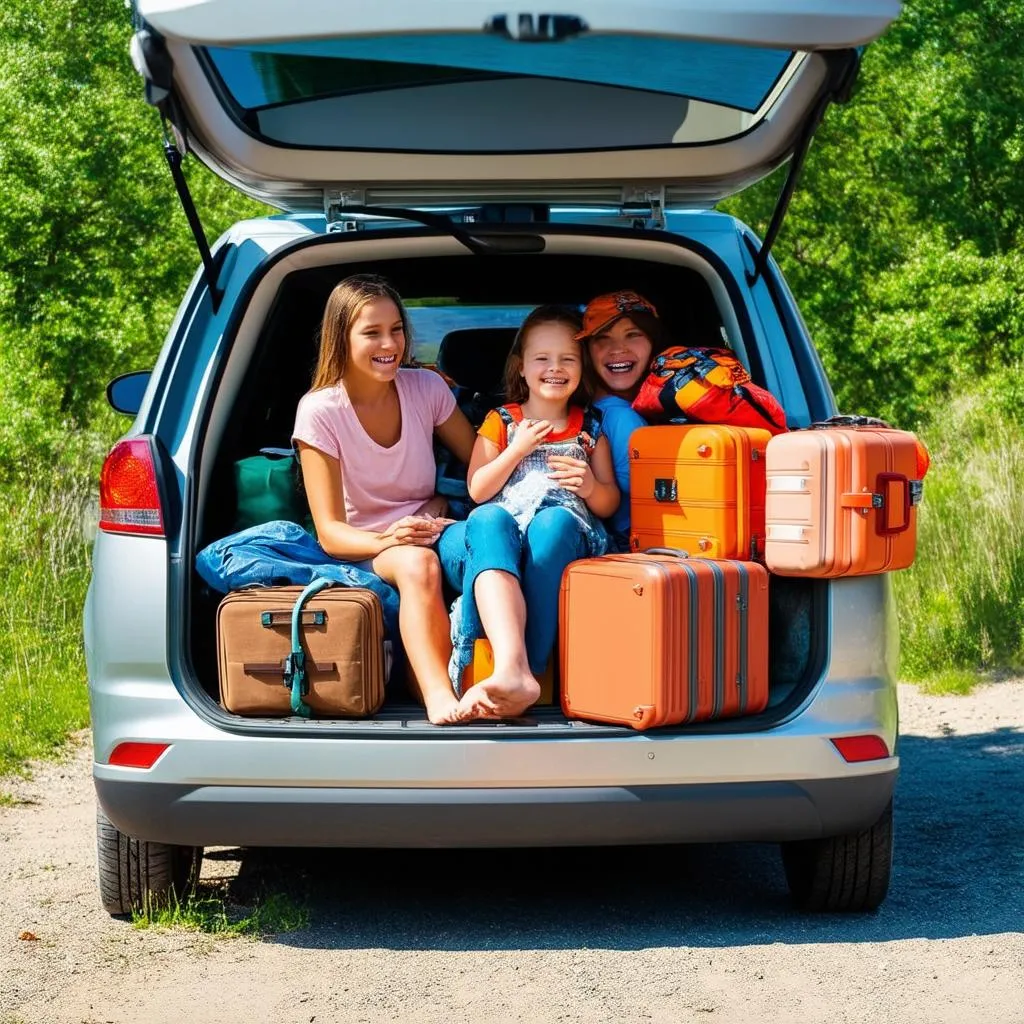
[131,889,309,937]
[0,464,95,776]
[893,390,1024,690]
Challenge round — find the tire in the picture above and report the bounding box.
[96,804,203,916]
[780,800,893,912]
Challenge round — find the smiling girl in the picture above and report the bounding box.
[438,306,619,719]
[292,275,478,724]
[576,290,667,551]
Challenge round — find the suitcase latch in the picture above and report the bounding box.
[653,478,678,502]
[282,650,308,694]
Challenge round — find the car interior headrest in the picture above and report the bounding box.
[435,327,518,394]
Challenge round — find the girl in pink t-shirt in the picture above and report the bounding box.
[292,275,477,724]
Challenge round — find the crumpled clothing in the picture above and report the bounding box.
[195,520,399,637]
[492,436,608,556]
[447,594,475,697]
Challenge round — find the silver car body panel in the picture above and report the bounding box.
[85,210,900,849]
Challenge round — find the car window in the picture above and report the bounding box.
[202,37,796,152]
[406,304,536,363]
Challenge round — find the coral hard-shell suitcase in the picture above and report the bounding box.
[217,580,385,717]
[629,424,772,560]
[559,553,769,730]
[764,417,928,577]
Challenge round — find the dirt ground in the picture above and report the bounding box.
[2,681,1022,1024]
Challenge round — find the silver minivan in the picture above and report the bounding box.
[86,0,904,916]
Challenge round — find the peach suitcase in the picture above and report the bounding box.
[764,420,927,577]
[559,553,769,730]
[629,425,772,561]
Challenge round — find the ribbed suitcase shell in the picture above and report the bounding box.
[765,426,923,577]
[217,586,385,717]
[629,425,771,560]
[559,554,769,730]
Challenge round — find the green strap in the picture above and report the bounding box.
[284,578,333,718]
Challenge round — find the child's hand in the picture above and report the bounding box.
[383,515,449,547]
[509,418,553,458]
[547,455,594,499]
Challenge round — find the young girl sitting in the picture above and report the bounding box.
[438,305,619,719]
[292,274,478,725]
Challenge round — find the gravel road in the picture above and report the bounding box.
[2,681,1022,1024]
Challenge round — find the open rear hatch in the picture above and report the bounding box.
[133,0,900,214]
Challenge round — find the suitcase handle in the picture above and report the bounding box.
[643,547,692,558]
[261,609,326,628]
[283,578,334,717]
[808,414,891,430]
[840,475,912,534]
[876,472,912,535]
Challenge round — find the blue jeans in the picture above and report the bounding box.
[438,503,590,676]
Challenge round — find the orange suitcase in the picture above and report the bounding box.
[628,425,771,560]
[559,553,769,730]
[764,419,928,577]
[461,639,555,705]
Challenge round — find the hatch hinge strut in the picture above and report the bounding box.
[324,190,369,232]
[747,48,861,285]
[131,25,223,310]
[160,124,224,312]
[621,186,666,231]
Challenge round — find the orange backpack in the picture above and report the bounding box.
[632,346,788,435]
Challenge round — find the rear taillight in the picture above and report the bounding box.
[107,742,170,769]
[98,438,165,537]
[831,735,890,763]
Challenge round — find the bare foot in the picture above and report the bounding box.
[456,672,542,720]
[423,691,465,725]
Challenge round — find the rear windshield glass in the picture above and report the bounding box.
[406,304,534,364]
[202,35,796,153]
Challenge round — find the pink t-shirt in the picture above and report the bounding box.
[292,368,456,533]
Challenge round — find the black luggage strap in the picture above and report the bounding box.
[283,578,333,718]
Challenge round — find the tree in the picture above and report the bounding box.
[0,0,258,479]
[726,0,1024,426]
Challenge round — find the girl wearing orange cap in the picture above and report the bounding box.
[577,291,665,550]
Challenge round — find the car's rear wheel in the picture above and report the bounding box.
[96,805,203,916]
[780,799,893,912]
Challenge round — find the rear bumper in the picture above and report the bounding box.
[94,770,897,848]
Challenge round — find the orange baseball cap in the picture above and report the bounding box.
[576,291,659,341]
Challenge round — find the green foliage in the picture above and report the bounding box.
[0,0,260,482]
[726,0,1024,428]
[894,384,1024,680]
[132,888,309,936]
[0,457,95,774]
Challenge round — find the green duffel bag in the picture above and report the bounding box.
[233,449,313,533]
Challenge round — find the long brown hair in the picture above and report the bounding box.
[503,305,589,406]
[310,274,413,390]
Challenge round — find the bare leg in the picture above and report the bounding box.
[371,545,476,724]
[456,569,541,719]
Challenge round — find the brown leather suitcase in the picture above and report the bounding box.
[216,581,385,717]
[629,424,771,560]
[559,553,769,730]
[765,419,928,577]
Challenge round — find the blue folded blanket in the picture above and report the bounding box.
[195,520,400,638]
